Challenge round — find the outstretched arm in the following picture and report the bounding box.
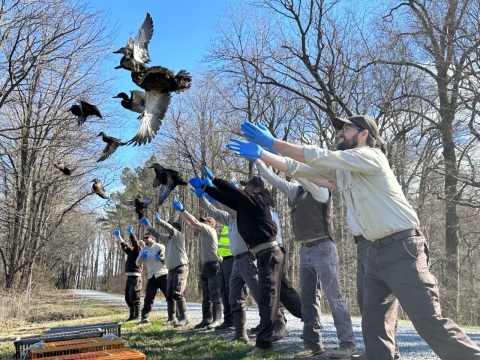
[178,210,203,231]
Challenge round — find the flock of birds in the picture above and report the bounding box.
[53,13,190,215]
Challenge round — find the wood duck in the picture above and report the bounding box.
[68,100,102,126]
[149,163,187,206]
[113,91,146,115]
[97,132,127,162]
[127,68,192,146]
[113,13,153,72]
[92,179,107,199]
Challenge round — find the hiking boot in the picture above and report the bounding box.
[271,315,289,342]
[214,321,234,331]
[250,323,262,334]
[164,301,177,326]
[133,305,141,320]
[351,353,366,360]
[326,346,357,359]
[175,298,189,327]
[231,310,249,343]
[296,347,325,358]
[246,347,269,356]
[139,317,149,324]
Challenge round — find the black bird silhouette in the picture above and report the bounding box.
[149,163,187,206]
[114,13,153,72]
[97,132,128,162]
[92,179,107,199]
[53,162,72,175]
[128,195,153,220]
[68,100,102,126]
[113,91,146,115]
[126,68,192,146]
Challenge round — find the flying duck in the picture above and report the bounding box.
[128,195,153,220]
[113,90,146,115]
[149,163,187,206]
[68,100,102,126]
[114,13,153,72]
[126,68,192,146]
[53,162,72,175]
[91,179,107,199]
[97,132,128,162]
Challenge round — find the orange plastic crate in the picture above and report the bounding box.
[41,348,145,360]
[29,338,124,359]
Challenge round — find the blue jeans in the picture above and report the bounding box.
[299,239,355,350]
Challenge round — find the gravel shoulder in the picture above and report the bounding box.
[73,290,480,359]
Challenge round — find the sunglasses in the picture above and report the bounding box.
[337,123,363,134]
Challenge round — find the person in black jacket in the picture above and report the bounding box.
[190,167,292,356]
[114,226,144,321]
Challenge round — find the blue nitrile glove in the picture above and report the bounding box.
[202,166,215,180]
[204,193,216,203]
[230,180,238,188]
[188,174,203,189]
[173,199,184,212]
[203,177,213,187]
[190,186,204,198]
[240,121,276,148]
[154,212,161,223]
[127,226,134,234]
[155,253,161,260]
[226,138,263,161]
[113,229,120,237]
[140,217,150,226]
[140,251,148,259]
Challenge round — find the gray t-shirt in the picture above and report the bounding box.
[196,223,219,263]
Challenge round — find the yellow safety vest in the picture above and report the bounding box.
[217,225,232,257]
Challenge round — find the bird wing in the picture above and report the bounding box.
[133,13,154,63]
[130,90,146,106]
[143,198,153,207]
[158,177,175,206]
[97,141,121,162]
[127,199,137,207]
[128,91,171,146]
[80,101,102,118]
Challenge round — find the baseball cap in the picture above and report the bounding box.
[168,220,182,232]
[331,115,379,139]
[239,176,264,189]
[199,216,216,227]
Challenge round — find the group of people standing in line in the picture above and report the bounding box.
[114,115,480,359]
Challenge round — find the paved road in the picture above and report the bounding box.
[73,289,480,359]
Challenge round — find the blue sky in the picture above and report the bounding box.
[90,0,227,178]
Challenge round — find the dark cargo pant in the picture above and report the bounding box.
[166,265,189,302]
[220,256,234,324]
[201,261,222,311]
[141,274,168,318]
[363,231,480,359]
[125,275,142,307]
[255,246,285,350]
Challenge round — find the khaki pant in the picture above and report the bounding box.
[363,232,480,359]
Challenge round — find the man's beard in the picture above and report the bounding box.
[336,133,359,150]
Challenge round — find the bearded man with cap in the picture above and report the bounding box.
[227,115,480,360]
[140,213,190,327]
[171,198,223,330]
[189,168,302,357]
